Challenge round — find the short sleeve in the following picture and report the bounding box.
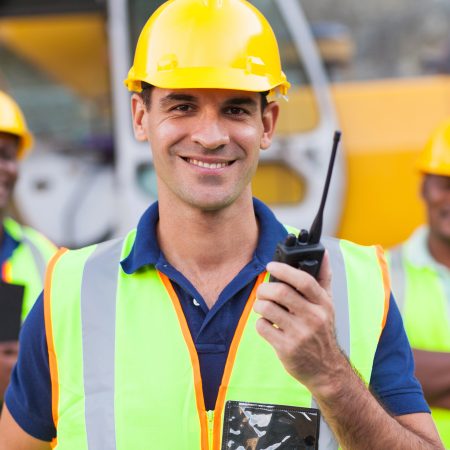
[4,292,56,441]
[369,293,430,415]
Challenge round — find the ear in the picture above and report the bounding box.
[260,101,280,150]
[131,93,148,142]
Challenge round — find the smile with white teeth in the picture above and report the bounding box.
[185,158,230,169]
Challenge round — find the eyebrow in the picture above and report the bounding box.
[159,93,196,108]
[159,93,258,110]
[223,97,258,108]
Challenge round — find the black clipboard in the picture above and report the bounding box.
[0,281,24,341]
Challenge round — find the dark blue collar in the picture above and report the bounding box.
[121,198,287,274]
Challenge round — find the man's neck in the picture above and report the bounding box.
[157,194,259,307]
[158,194,258,269]
[427,233,450,270]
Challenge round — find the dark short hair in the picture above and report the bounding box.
[139,81,269,113]
[139,81,153,110]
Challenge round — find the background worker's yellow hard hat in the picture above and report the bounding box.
[125,0,290,96]
[418,118,450,177]
[0,90,33,159]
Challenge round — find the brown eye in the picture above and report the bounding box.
[225,107,246,116]
[173,104,194,112]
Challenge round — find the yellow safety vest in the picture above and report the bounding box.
[388,237,450,448]
[2,217,56,320]
[45,229,389,449]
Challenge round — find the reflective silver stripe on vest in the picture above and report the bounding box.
[323,237,350,356]
[388,246,406,313]
[81,237,124,450]
[22,235,46,282]
[311,237,350,450]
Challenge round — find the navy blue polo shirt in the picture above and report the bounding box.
[5,199,429,442]
[0,224,20,271]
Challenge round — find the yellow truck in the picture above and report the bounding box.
[0,0,449,248]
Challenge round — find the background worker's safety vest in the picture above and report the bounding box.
[388,243,450,448]
[45,228,389,450]
[2,217,56,320]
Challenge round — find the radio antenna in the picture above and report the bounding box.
[307,131,341,244]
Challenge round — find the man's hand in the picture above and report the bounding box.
[0,341,18,400]
[253,253,444,449]
[254,252,347,392]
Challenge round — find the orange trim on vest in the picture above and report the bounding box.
[43,247,68,447]
[376,245,391,331]
[2,260,12,283]
[158,271,209,450]
[213,271,267,450]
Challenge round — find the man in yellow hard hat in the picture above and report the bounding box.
[0,91,56,403]
[388,118,450,448]
[0,1,443,449]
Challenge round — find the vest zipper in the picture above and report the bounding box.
[207,410,214,449]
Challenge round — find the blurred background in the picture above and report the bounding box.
[1,0,450,248]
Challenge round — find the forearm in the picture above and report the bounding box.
[413,349,450,408]
[310,356,443,450]
[0,343,18,403]
[0,404,51,450]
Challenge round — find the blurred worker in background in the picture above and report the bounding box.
[388,118,450,448]
[0,91,56,402]
[0,1,443,449]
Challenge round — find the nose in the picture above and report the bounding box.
[191,110,230,150]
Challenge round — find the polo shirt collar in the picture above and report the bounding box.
[120,198,287,274]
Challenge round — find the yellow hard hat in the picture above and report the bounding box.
[0,90,33,159]
[418,118,450,177]
[125,0,290,96]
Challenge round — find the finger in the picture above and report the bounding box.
[266,262,326,305]
[253,299,293,331]
[257,281,309,314]
[255,316,284,350]
[317,250,332,297]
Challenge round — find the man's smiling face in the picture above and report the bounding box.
[422,174,450,244]
[0,132,19,214]
[132,87,278,212]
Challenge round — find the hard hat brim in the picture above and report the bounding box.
[125,66,290,96]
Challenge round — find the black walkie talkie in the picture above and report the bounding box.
[270,131,341,281]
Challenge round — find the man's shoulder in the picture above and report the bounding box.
[20,226,56,257]
[54,231,136,272]
[3,217,56,258]
[322,236,388,283]
[389,226,437,270]
[2,217,23,241]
